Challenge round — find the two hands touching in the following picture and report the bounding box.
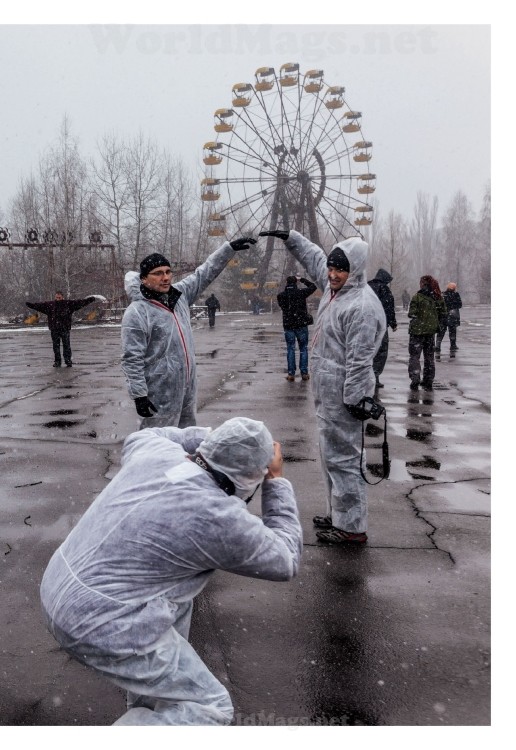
[229,230,290,251]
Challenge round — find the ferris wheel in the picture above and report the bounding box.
[201,63,375,286]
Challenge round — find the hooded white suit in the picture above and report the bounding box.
[40,422,302,725]
[121,241,236,428]
[283,230,386,533]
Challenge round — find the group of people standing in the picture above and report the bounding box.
[35,228,462,726]
[407,277,462,391]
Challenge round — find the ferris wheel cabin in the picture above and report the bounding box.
[357,174,376,194]
[201,178,220,202]
[325,86,345,109]
[254,67,275,91]
[279,63,299,87]
[232,83,253,107]
[203,142,223,166]
[304,69,324,93]
[207,213,226,237]
[353,141,373,162]
[342,111,362,132]
[214,109,234,133]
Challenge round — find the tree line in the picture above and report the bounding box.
[0,117,490,316]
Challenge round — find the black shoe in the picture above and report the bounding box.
[53,362,61,367]
[312,515,333,530]
[409,380,419,390]
[376,381,384,388]
[450,346,458,351]
[65,363,72,367]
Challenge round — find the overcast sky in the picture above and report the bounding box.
[0,20,490,228]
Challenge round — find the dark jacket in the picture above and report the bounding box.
[443,290,462,325]
[408,289,447,336]
[26,297,95,332]
[368,269,397,330]
[277,278,317,330]
[205,294,220,311]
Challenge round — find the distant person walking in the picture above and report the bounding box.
[407,276,447,391]
[435,282,463,355]
[25,291,102,367]
[204,293,221,328]
[402,289,410,311]
[368,268,397,388]
[276,275,317,382]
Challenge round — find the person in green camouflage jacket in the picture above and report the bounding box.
[407,276,447,390]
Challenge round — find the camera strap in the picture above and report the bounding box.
[359,411,391,485]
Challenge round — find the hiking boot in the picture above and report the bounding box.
[316,528,368,544]
[301,373,310,381]
[286,375,295,382]
[53,362,61,367]
[66,363,73,367]
[312,515,333,530]
[375,380,384,388]
[409,380,419,390]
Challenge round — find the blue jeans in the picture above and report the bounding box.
[284,327,309,375]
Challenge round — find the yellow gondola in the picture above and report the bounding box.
[354,205,373,213]
[342,111,362,132]
[214,108,234,133]
[355,217,373,226]
[207,212,226,237]
[264,281,279,289]
[353,140,373,162]
[304,69,324,93]
[241,267,258,276]
[324,86,345,109]
[203,142,223,166]
[357,173,376,194]
[279,63,299,87]
[201,178,220,202]
[232,83,253,107]
[240,282,258,290]
[254,66,275,92]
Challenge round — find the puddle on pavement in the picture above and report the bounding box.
[408,472,435,480]
[406,455,441,470]
[365,423,383,437]
[406,428,431,441]
[42,419,84,429]
[0,414,12,418]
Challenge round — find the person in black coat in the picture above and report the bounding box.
[204,293,221,328]
[26,291,97,367]
[368,268,397,388]
[435,282,463,354]
[276,275,317,381]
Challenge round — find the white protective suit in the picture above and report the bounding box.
[284,230,386,533]
[121,241,237,428]
[40,424,302,726]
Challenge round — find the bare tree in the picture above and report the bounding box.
[370,210,411,303]
[410,191,439,282]
[476,181,491,303]
[439,190,476,299]
[123,132,163,268]
[90,132,129,268]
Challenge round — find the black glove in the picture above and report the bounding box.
[134,396,158,418]
[258,230,289,241]
[230,237,257,251]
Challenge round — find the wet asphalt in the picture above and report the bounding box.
[0,305,490,727]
